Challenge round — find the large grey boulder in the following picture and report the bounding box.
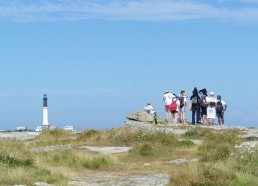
[126,111,164,124]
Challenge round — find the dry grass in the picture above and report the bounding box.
[0,126,257,185]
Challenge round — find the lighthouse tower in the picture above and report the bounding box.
[42,94,50,130]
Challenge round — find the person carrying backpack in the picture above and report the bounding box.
[179,90,187,124]
[216,95,227,125]
[199,88,208,125]
[189,87,200,125]
[170,94,180,124]
[206,91,217,125]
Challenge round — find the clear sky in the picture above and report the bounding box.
[0,0,258,130]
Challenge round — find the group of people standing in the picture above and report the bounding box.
[163,87,227,126]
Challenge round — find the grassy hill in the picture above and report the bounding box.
[0,125,258,185]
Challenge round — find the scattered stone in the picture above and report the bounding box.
[125,121,189,135]
[0,132,40,140]
[191,139,203,145]
[143,163,151,167]
[238,141,258,148]
[166,158,199,165]
[31,144,72,152]
[239,128,258,139]
[34,182,54,186]
[78,146,132,155]
[69,173,170,186]
[178,139,203,145]
[244,136,258,141]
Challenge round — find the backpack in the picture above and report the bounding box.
[209,101,216,107]
[199,95,207,107]
[216,100,223,112]
[170,100,177,112]
[192,96,198,104]
[179,97,185,108]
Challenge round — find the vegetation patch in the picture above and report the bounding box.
[184,130,198,139]
[0,126,257,185]
[178,139,195,148]
[36,149,115,169]
[0,152,33,168]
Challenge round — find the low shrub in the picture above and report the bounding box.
[198,130,240,162]
[169,163,204,186]
[0,152,33,168]
[34,129,75,146]
[77,129,100,142]
[184,130,198,139]
[82,157,111,169]
[108,127,178,146]
[178,139,195,148]
[39,149,115,169]
[34,168,67,185]
[129,142,176,158]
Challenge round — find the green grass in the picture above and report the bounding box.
[37,149,115,169]
[106,127,184,158]
[76,129,101,143]
[198,130,240,162]
[32,129,76,146]
[107,127,179,146]
[169,129,258,186]
[184,130,198,139]
[178,139,195,148]
[1,126,257,185]
[0,151,33,168]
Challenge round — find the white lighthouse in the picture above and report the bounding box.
[42,94,50,130]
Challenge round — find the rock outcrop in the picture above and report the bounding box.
[126,111,164,124]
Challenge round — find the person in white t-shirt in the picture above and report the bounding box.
[163,90,173,123]
[144,102,156,115]
[206,92,217,125]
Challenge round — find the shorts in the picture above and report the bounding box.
[179,107,185,112]
[165,105,170,111]
[201,107,207,116]
[171,110,178,114]
[216,111,224,118]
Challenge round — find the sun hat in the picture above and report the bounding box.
[210,92,214,96]
[164,90,169,94]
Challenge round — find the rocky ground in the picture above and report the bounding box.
[1,120,258,186]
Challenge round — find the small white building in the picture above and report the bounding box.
[50,125,57,130]
[35,126,42,132]
[16,126,27,131]
[64,125,74,131]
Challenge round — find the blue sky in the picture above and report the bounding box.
[1,0,258,130]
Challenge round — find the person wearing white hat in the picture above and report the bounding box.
[206,91,217,125]
[163,90,173,123]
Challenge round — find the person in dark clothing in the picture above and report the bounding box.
[189,87,200,125]
[199,88,208,125]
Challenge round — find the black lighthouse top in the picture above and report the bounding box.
[43,94,48,107]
